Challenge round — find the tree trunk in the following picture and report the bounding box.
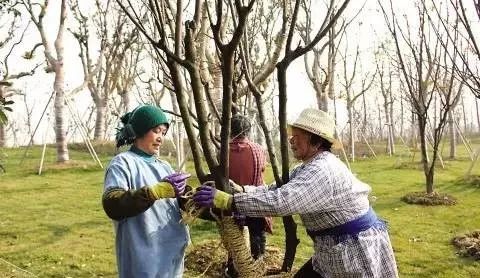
[377,101,383,141]
[327,27,336,101]
[317,84,329,112]
[170,91,185,171]
[51,0,69,162]
[53,68,69,162]
[277,62,299,273]
[0,123,4,147]
[426,167,434,194]
[433,94,438,129]
[448,109,456,159]
[94,98,107,140]
[362,93,367,135]
[410,111,417,148]
[0,86,4,147]
[418,117,432,193]
[383,97,392,156]
[388,89,396,154]
[476,97,480,133]
[461,96,467,133]
[347,101,355,162]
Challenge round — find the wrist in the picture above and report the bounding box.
[150,182,175,199]
[214,190,233,209]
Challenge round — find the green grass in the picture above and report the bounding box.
[0,142,479,277]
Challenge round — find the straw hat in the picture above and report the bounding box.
[289,108,340,148]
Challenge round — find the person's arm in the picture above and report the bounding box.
[102,187,157,221]
[234,163,334,217]
[102,161,188,221]
[193,163,335,217]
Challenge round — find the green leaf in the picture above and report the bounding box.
[0,111,7,125]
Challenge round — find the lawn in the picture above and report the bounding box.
[0,142,479,277]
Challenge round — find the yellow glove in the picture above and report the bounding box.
[150,182,175,199]
[213,189,233,209]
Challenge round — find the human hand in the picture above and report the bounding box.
[229,180,244,193]
[192,184,232,210]
[163,172,191,197]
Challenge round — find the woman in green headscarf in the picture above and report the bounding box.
[102,105,191,278]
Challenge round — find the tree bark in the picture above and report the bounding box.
[276,62,299,273]
[418,117,432,193]
[347,98,355,162]
[448,109,456,159]
[53,0,69,162]
[93,98,107,140]
[476,97,480,133]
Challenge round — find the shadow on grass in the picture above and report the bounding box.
[1,183,59,194]
[439,177,480,194]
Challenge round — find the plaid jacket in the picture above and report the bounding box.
[234,151,398,277]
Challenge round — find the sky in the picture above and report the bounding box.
[2,0,480,147]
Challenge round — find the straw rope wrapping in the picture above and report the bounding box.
[179,189,266,277]
[180,191,294,277]
[218,216,266,277]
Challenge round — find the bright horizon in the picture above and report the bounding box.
[2,0,479,147]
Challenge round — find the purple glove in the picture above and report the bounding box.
[192,185,216,208]
[164,172,191,197]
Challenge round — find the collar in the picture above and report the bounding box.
[302,150,326,165]
[129,145,156,163]
[231,137,250,144]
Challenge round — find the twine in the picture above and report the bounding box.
[180,190,206,225]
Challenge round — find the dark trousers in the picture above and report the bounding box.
[293,259,323,278]
[226,217,266,277]
[247,217,266,259]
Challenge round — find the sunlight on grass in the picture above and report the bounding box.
[0,142,479,277]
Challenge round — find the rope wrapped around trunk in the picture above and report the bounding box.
[218,217,266,278]
[180,191,292,277]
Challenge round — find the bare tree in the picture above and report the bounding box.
[376,52,396,156]
[339,45,376,162]
[275,0,351,270]
[21,0,69,162]
[446,0,480,100]
[300,0,343,112]
[380,0,462,194]
[70,0,142,141]
[114,1,265,276]
[299,0,363,112]
[115,0,351,275]
[0,1,41,146]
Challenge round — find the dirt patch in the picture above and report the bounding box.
[185,239,289,277]
[401,191,457,206]
[452,230,480,260]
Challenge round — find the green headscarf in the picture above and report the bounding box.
[116,105,169,147]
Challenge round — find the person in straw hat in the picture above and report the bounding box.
[102,105,191,278]
[193,108,398,277]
